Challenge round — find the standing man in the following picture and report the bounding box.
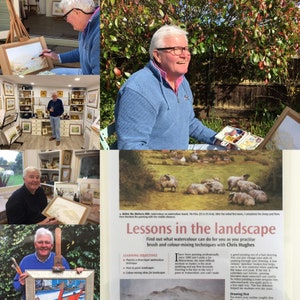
[47,92,64,146]
[6,167,57,224]
[114,24,226,150]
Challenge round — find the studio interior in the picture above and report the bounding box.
[0,149,100,224]
[0,75,100,150]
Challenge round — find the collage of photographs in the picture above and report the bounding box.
[1,0,300,300]
[0,0,100,299]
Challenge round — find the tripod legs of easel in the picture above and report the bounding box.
[5,0,30,43]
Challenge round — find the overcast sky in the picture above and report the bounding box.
[0,151,19,162]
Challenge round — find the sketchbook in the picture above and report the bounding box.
[215,125,264,150]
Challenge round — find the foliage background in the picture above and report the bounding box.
[101,0,300,128]
[0,225,100,300]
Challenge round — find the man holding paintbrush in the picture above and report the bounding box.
[12,228,83,300]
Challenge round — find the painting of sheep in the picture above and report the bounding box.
[227,174,250,191]
[119,151,282,210]
[228,192,256,206]
[159,174,178,192]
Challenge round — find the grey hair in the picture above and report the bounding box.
[23,166,41,178]
[34,227,54,244]
[59,0,96,12]
[149,25,188,59]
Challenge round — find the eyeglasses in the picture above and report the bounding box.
[156,46,190,56]
[63,8,94,20]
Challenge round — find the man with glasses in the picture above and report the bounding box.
[42,0,99,75]
[115,25,226,150]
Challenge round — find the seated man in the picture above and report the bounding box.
[5,167,57,224]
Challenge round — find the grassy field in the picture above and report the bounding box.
[7,174,23,186]
[120,151,282,211]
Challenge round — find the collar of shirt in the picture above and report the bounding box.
[152,60,184,93]
[35,252,52,263]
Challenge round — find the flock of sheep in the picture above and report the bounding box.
[159,173,268,206]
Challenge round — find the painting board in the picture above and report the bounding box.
[42,196,91,224]
[259,106,300,149]
[87,89,99,108]
[0,36,54,75]
[54,182,79,201]
[25,270,94,300]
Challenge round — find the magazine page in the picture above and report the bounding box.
[283,150,300,300]
[103,150,289,300]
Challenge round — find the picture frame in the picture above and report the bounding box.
[85,107,94,124]
[3,81,14,96]
[42,128,48,135]
[51,173,59,181]
[91,116,100,131]
[3,125,20,144]
[259,106,300,150]
[34,105,46,115]
[40,173,49,183]
[42,196,91,224]
[25,270,94,300]
[87,89,99,108]
[57,90,64,97]
[0,36,54,75]
[41,185,52,196]
[70,124,82,135]
[52,1,64,16]
[21,121,31,133]
[1,113,18,128]
[61,167,71,182]
[40,90,47,97]
[54,182,79,201]
[5,98,15,111]
[62,150,72,165]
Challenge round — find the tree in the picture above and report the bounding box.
[101,0,300,126]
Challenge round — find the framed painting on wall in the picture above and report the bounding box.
[61,167,71,182]
[0,36,54,75]
[3,81,14,96]
[259,106,300,150]
[5,98,15,111]
[87,89,99,108]
[52,1,64,16]
[62,150,72,165]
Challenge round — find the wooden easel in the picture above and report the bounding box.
[5,0,30,43]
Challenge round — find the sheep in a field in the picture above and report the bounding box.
[227,174,250,191]
[159,174,178,192]
[201,179,225,194]
[186,183,209,195]
[200,178,221,184]
[228,192,255,206]
[237,180,261,193]
[248,189,268,203]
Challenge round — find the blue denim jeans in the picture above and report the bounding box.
[50,116,61,141]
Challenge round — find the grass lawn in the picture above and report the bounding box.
[120,151,282,211]
[7,174,23,187]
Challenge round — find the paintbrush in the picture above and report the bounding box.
[31,50,53,60]
[11,257,22,275]
[11,264,22,275]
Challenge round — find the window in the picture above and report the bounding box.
[0,150,23,188]
[75,151,99,179]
